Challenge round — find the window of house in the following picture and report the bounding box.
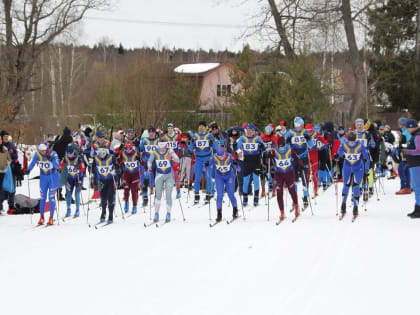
[217,84,232,97]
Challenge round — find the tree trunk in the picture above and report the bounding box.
[416,0,420,61]
[267,0,296,60]
[50,52,57,118]
[341,0,366,122]
[68,45,75,116]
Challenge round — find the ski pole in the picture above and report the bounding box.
[301,165,314,216]
[267,157,270,221]
[27,174,32,225]
[234,169,245,220]
[325,164,338,216]
[112,174,125,220]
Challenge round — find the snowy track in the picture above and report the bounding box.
[0,177,419,315]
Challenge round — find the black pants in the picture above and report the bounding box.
[99,179,115,220]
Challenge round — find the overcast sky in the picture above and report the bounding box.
[80,0,264,52]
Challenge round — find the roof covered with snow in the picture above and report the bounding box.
[174,63,221,74]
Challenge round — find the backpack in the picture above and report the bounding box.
[10,194,40,214]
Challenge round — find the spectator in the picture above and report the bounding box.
[53,127,73,201]
[0,130,19,211]
[406,119,420,218]
[0,136,11,214]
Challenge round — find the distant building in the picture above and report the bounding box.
[174,62,242,112]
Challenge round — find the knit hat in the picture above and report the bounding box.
[198,121,207,127]
[66,145,75,154]
[406,119,418,128]
[305,123,313,132]
[279,120,287,127]
[294,117,304,127]
[63,127,71,136]
[84,127,93,137]
[96,131,105,138]
[398,117,408,126]
[265,125,273,134]
[246,123,258,131]
[216,146,225,157]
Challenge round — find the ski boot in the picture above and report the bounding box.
[408,205,420,218]
[294,203,300,218]
[369,187,374,197]
[261,188,266,198]
[132,206,137,215]
[204,193,212,204]
[100,210,106,223]
[322,182,327,191]
[353,205,359,218]
[253,191,259,206]
[107,214,113,224]
[143,196,148,207]
[242,194,248,206]
[194,193,200,205]
[124,201,129,213]
[74,209,80,217]
[47,216,54,226]
[153,212,159,223]
[37,214,45,225]
[165,212,171,223]
[232,206,238,219]
[65,208,71,217]
[150,187,154,195]
[302,196,309,209]
[280,209,285,220]
[341,203,346,215]
[176,190,181,199]
[216,209,222,222]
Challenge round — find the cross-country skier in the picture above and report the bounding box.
[237,123,265,206]
[354,118,376,200]
[260,125,277,197]
[189,121,217,204]
[313,124,332,191]
[148,139,180,223]
[336,131,370,219]
[58,146,85,218]
[209,146,239,222]
[121,142,141,214]
[162,123,181,199]
[306,123,319,197]
[274,135,302,221]
[139,126,159,206]
[26,143,60,225]
[125,129,140,147]
[285,117,313,208]
[95,146,119,224]
[179,132,192,189]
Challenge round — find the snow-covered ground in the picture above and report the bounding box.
[0,175,418,315]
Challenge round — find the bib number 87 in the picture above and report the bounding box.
[196,140,208,148]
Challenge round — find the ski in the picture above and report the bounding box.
[292,214,300,223]
[352,215,358,223]
[227,216,241,224]
[209,220,223,228]
[339,213,346,221]
[156,220,172,227]
[144,221,158,228]
[275,218,286,225]
[89,221,106,228]
[62,215,79,222]
[95,222,113,229]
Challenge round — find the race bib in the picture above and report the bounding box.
[98,165,113,175]
[344,153,361,162]
[145,145,157,153]
[196,140,209,148]
[67,165,78,175]
[168,141,178,149]
[216,165,231,173]
[357,138,368,147]
[292,136,306,145]
[243,143,257,152]
[39,161,52,170]
[275,158,291,169]
[156,159,170,169]
[125,162,137,169]
[316,140,324,149]
[264,142,273,149]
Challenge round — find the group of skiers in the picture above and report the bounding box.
[2,114,419,226]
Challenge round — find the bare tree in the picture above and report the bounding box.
[0,0,111,124]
